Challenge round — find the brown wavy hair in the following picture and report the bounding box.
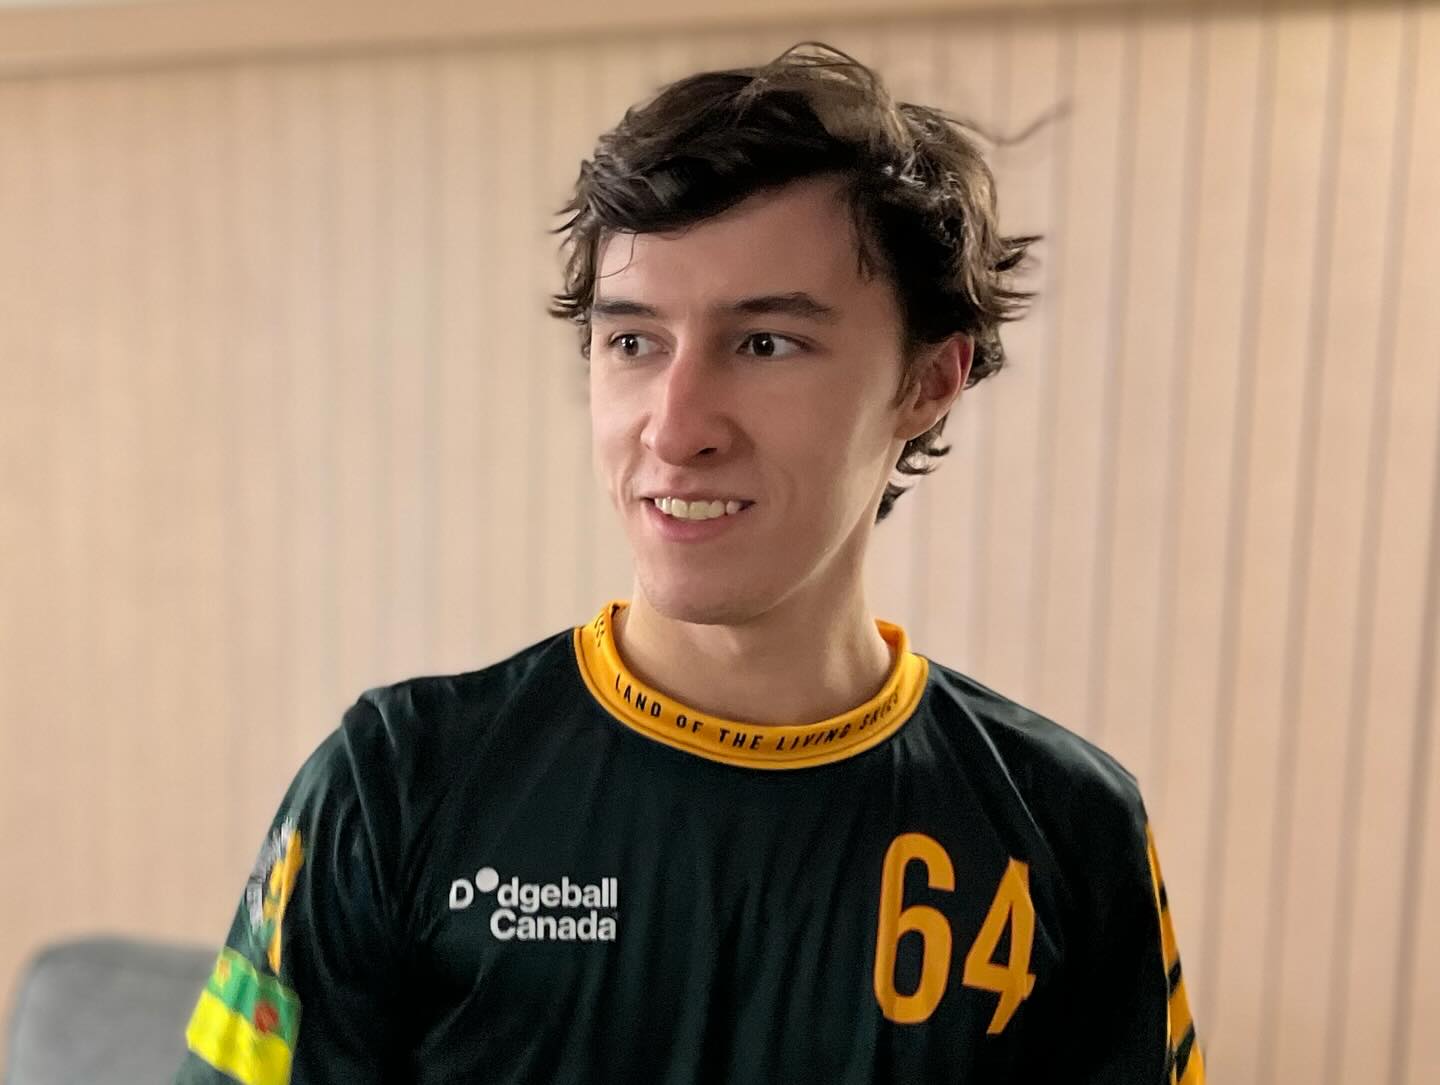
[550,42,1038,521]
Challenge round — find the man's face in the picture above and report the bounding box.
[588,177,937,627]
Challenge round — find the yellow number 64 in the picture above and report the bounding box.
[873,833,1036,1032]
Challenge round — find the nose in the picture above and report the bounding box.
[640,342,732,465]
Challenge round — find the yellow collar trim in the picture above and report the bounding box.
[573,601,928,771]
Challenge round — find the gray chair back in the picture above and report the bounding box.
[5,937,213,1085]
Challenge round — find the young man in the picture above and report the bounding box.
[178,45,1203,1084]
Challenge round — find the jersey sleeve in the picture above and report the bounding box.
[176,698,403,1085]
[1058,810,1206,1085]
[1144,826,1205,1085]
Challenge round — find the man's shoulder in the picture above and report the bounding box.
[299,626,581,797]
[351,626,578,736]
[922,658,1146,829]
[921,659,1156,917]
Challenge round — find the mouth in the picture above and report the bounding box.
[646,496,755,523]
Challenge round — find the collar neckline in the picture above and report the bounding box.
[573,601,928,770]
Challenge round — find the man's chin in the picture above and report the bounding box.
[633,572,775,629]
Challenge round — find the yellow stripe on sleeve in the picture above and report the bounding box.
[1159,900,1180,971]
[1170,977,1194,1047]
[185,987,295,1085]
[1179,1044,1206,1085]
[1145,826,1206,1085]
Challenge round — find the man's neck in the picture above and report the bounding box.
[614,587,896,726]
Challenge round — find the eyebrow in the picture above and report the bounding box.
[589,292,840,324]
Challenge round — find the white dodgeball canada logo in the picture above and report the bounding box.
[450,866,619,943]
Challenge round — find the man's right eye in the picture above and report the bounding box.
[609,333,660,358]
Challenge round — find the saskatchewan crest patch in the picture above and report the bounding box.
[244,818,305,974]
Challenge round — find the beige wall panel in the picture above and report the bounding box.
[84,74,148,934]
[0,0,1241,78]
[691,27,778,72]
[555,47,613,624]
[534,45,600,636]
[118,68,160,924]
[0,78,51,1032]
[871,21,941,107]
[1206,8,1337,1078]
[1405,562,1440,1085]
[1333,8,1440,1081]
[1395,12,1440,1084]
[428,53,489,674]
[1011,19,1070,721]
[329,59,390,702]
[1154,8,1265,1029]
[1034,19,1130,735]
[132,68,232,938]
[1268,7,1413,1084]
[373,60,437,683]
[213,61,297,914]
[1079,14,1212,1043]
[1092,13,1195,790]
[173,66,241,933]
[475,52,540,659]
[43,74,107,934]
[271,63,346,785]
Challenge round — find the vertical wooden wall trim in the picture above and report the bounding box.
[983,17,1063,711]
[1260,4,1352,1082]
[276,63,335,781]
[1037,19,1127,738]
[1372,9,1432,1080]
[1156,6,1264,1048]
[92,73,138,932]
[519,53,546,645]
[446,52,495,674]
[385,61,435,682]
[321,54,363,792]
[369,62,396,680]
[1196,6,1278,1036]
[1332,5,1431,1081]
[1083,10,1139,748]
[1147,9,1207,817]
[1406,606,1440,1085]
[1025,15,1075,711]
[530,48,566,635]
[179,67,237,923]
[1095,14,1196,801]
[1390,12,1440,1080]
[58,69,96,926]
[576,49,604,612]
[0,79,49,940]
[0,82,15,942]
[1214,12,1344,1073]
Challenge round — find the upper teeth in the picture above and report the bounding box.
[653,497,745,521]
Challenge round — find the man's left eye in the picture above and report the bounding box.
[739,333,803,359]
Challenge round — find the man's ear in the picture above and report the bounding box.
[896,335,973,440]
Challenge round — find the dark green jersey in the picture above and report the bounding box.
[177,602,1204,1085]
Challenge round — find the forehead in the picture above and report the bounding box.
[592,178,882,309]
